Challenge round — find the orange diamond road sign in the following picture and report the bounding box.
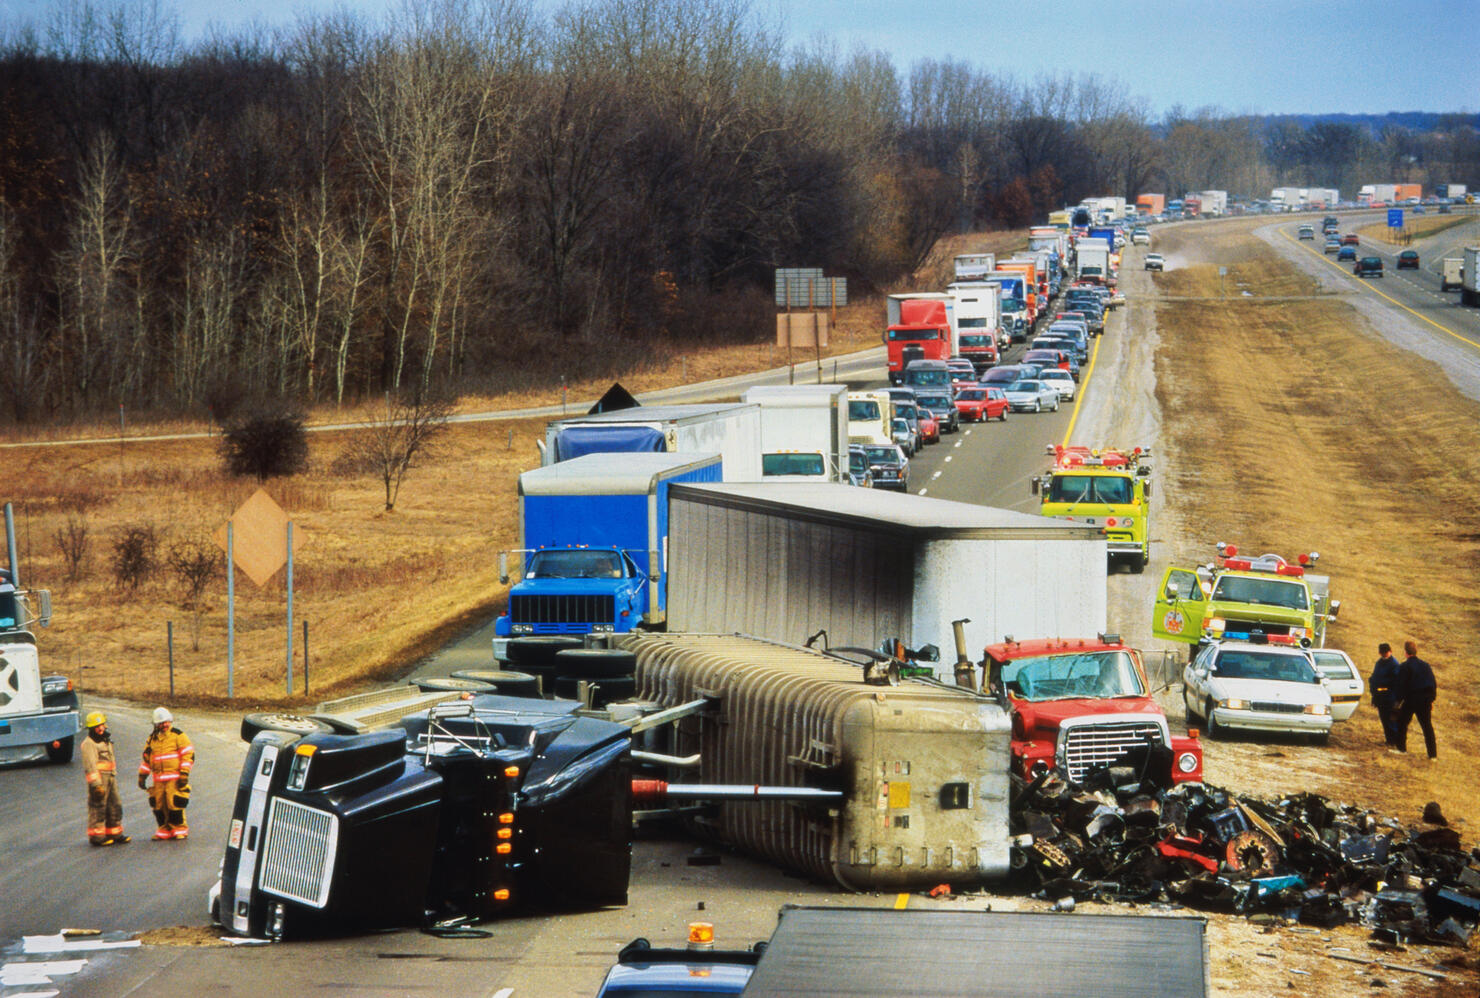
[213,488,304,588]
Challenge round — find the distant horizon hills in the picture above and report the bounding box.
[1228,111,1478,132]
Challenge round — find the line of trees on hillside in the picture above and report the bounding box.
[2,0,1477,424]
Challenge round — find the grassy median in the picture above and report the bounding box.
[1152,224,1478,831]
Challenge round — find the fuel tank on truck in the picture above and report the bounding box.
[621,632,1013,892]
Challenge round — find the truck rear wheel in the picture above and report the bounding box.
[555,675,636,708]
[553,647,636,679]
[506,636,584,666]
[450,669,542,697]
[46,735,75,764]
[413,676,496,694]
[241,712,336,742]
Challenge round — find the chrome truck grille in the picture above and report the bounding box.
[259,799,338,908]
[1060,721,1164,783]
[509,594,615,632]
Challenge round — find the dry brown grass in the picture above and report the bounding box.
[0,287,904,706]
[1153,225,1480,831]
[1356,213,1472,245]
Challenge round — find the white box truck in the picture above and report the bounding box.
[1197,190,1228,216]
[1075,238,1112,284]
[1463,247,1480,307]
[946,282,1004,371]
[542,403,763,481]
[742,385,849,482]
[952,253,996,281]
[1441,257,1464,292]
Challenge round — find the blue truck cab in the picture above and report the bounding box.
[495,453,722,639]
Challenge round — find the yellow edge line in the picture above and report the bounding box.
[1059,325,1103,446]
[1280,229,1480,350]
[894,892,909,909]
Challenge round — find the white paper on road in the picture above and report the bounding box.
[22,934,140,954]
[1,958,86,984]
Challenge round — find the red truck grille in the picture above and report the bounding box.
[1061,721,1164,782]
[509,594,615,632]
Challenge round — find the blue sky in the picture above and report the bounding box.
[4,0,1476,117]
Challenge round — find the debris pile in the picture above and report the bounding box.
[1009,768,1479,947]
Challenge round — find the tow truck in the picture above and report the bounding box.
[983,634,1202,787]
[1031,445,1152,572]
[1151,543,1339,651]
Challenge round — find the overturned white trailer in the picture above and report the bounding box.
[664,483,1106,658]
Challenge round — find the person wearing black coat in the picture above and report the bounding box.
[1394,640,1437,759]
[1369,643,1402,749]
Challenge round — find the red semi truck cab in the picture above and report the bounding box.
[885,299,952,386]
[983,636,1202,787]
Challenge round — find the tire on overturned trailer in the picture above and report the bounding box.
[240,712,336,742]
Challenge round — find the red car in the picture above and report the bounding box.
[953,385,1010,422]
[917,410,940,444]
[1340,233,1359,246]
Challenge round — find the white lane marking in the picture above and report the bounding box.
[918,489,928,495]
[932,471,942,480]
[953,440,963,448]
[944,455,952,463]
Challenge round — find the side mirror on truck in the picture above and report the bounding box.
[498,551,510,585]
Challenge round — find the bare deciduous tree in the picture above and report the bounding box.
[167,539,222,650]
[346,392,456,511]
[53,514,90,583]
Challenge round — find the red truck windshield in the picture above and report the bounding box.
[1003,650,1145,701]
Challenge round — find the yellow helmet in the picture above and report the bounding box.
[85,711,107,729]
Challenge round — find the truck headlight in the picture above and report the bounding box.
[1177,752,1199,773]
[1206,617,1225,633]
[1304,703,1330,716]
[1292,627,1311,639]
[42,677,73,695]
[511,624,534,635]
[1219,698,1249,711]
[591,623,615,633]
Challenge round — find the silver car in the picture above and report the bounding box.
[1003,379,1061,413]
[1183,639,1333,743]
[1308,648,1365,722]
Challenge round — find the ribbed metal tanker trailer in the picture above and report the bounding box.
[622,631,1014,891]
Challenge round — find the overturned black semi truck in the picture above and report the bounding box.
[214,632,1015,940]
[215,695,639,938]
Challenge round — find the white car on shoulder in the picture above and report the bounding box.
[1183,638,1333,743]
[1307,648,1365,721]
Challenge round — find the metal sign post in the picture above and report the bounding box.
[285,521,294,696]
[226,521,235,699]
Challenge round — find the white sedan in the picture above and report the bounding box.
[1002,379,1061,412]
[1308,648,1365,722]
[1183,639,1333,743]
[1039,368,1076,402]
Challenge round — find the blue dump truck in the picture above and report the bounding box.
[494,453,722,639]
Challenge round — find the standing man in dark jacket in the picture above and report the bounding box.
[1369,643,1401,749]
[1394,640,1437,759]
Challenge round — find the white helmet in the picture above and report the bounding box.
[152,707,173,725]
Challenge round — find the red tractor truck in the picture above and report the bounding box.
[983,635,1203,787]
[884,298,953,386]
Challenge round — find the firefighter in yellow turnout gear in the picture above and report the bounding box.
[139,707,193,840]
[80,711,130,846]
